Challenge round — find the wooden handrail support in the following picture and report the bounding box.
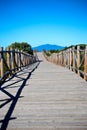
[0,47,4,77]
[44,45,87,81]
[84,46,87,80]
[0,47,36,83]
[77,46,80,76]
[72,46,75,72]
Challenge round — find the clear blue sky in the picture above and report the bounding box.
[0,0,87,48]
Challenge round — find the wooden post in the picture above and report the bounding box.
[58,53,60,65]
[15,49,18,70]
[11,48,15,73]
[57,53,59,64]
[60,52,61,65]
[22,52,25,66]
[7,48,10,69]
[58,53,59,65]
[26,55,28,65]
[28,55,30,64]
[24,54,25,66]
[62,51,65,66]
[28,55,30,65]
[53,53,55,64]
[18,50,21,70]
[61,51,63,65]
[66,50,68,67]
[0,47,4,77]
[72,46,75,72]
[25,54,27,65]
[62,51,64,66]
[84,46,87,80]
[69,48,72,70]
[68,49,70,69]
[27,56,29,65]
[64,51,66,66]
[64,50,67,67]
[59,52,61,65]
[77,46,80,76]
[63,51,65,66]
[21,50,24,67]
[28,56,30,64]
[56,54,58,64]
[59,53,60,65]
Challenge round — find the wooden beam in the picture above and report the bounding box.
[84,46,87,80]
[0,47,4,77]
[77,46,80,76]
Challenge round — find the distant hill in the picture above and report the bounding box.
[33,44,64,52]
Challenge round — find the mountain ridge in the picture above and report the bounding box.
[33,44,64,52]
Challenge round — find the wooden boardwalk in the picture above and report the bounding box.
[0,52,87,130]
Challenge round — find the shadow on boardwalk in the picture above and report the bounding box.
[0,62,40,130]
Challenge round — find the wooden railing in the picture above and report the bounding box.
[0,47,36,83]
[44,45,87,81]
